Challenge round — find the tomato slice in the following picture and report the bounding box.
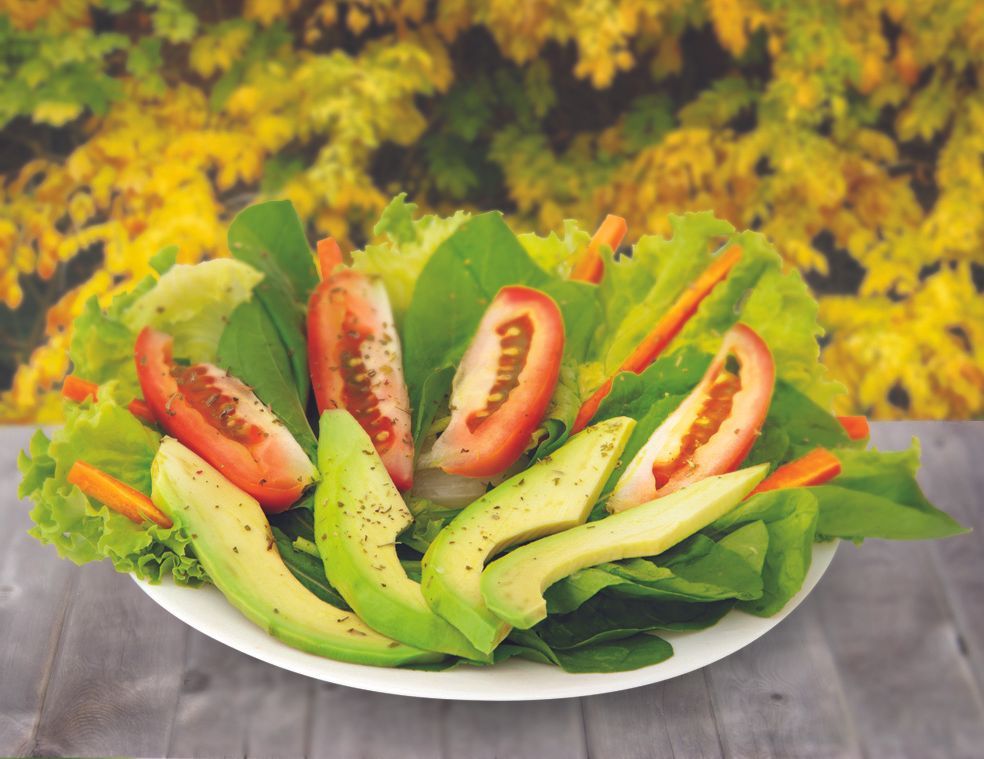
[607,323,775,512]
[420,285,565,479]
[135,328,317,512]
[307,266,414,490]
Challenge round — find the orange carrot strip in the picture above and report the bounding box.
[317,237,343,280]
[570,214,628,284]
[748,448,842,496]
[61,375,156,425]
[571,245,744,433]
[67,460,173,528]
[837,415,869,441]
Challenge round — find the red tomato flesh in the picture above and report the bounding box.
[607,323,775,512]
[135,328,317,512]
[420,285,565,479]
[307,268,414,490]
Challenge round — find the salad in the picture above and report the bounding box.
[18,195,968,673]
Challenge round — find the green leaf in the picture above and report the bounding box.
[745,380,853,471]
[710,489,820,617]
[217,299,316,459]
[18,398,205,585]
[271,527,350,609]
[352,194,470,317]
[813,443,969,541]
[227,200,317,400]
[149,245,178,275]
[501,628,675,673]
[122,259,263,365]
[227,200,319,305]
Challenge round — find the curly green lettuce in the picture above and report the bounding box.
[18,396,205,585]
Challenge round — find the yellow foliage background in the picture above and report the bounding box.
[1,0,982,421]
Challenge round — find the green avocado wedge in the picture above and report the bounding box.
[481,464,769,630]
[314,410,487,661]
[421,416,636,653]
[151,437,440,667]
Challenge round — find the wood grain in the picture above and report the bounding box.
[0,422,981,759]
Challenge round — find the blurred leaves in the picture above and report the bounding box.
[1,0,983,420]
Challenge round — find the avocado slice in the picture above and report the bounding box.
[314,410,487,660]
[481,464,769,630]
[421,417,636,653]
[151,437,440,667]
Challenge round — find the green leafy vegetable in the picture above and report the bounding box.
[710,489,819,616]
[69,276,155,397]
[217,299,316,459]
[352,193,470,317]
[271,526,350,609]
[499,628,675,673]
[517,219,592,279]
[813,443,968,541]
[399,498,463,554]
[18,398,204,585]
[227,200,317,402]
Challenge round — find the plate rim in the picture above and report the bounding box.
[134,540,838,701]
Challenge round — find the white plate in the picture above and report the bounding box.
[135,541,836,701]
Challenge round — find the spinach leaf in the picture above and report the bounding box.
[710,489,819,617]
[536,596,732,650]
[813,443,968,541]
[499,628,675,673]
[745,381,853,471]
[545,528,767,614]
[399,499,463,553]
[218,299,317,458]
[271,527,350,609]
[227,200,317,402]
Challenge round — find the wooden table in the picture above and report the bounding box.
[1,422,982,758]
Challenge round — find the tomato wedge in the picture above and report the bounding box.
[307,257,414,490]
[135,328,317,512]
[607,323,775,513]
[420,285,565,479]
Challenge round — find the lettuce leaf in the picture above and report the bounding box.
[813,443,968,541]
[517,219,592,279]
[123,258,263,364]
[595,212,734,371]
[18,398,205,584]
[70,275,156,397]
[590,215,843,410]
[352,194,470,317]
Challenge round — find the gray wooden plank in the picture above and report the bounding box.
[0,427,77,757]
[706,598,862,759]
[909,423,984,692]
[167,631,314,758]
[582,671,723,759]
[813,421,984,759]
[28,559,188,757]
[306,685,444,759]
[444,699,587,759]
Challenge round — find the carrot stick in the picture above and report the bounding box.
[570,215,628,284]
[571,244,744,433]
[837,415,869,441]
[67,460,173,528]
[317,237,343,280]
[748,448,842,496]
[62,375,156,425]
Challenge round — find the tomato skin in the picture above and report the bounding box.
[607,323,775,513]
[307,270,414,490]
[135,328,316,512]
[421,286,565,479]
